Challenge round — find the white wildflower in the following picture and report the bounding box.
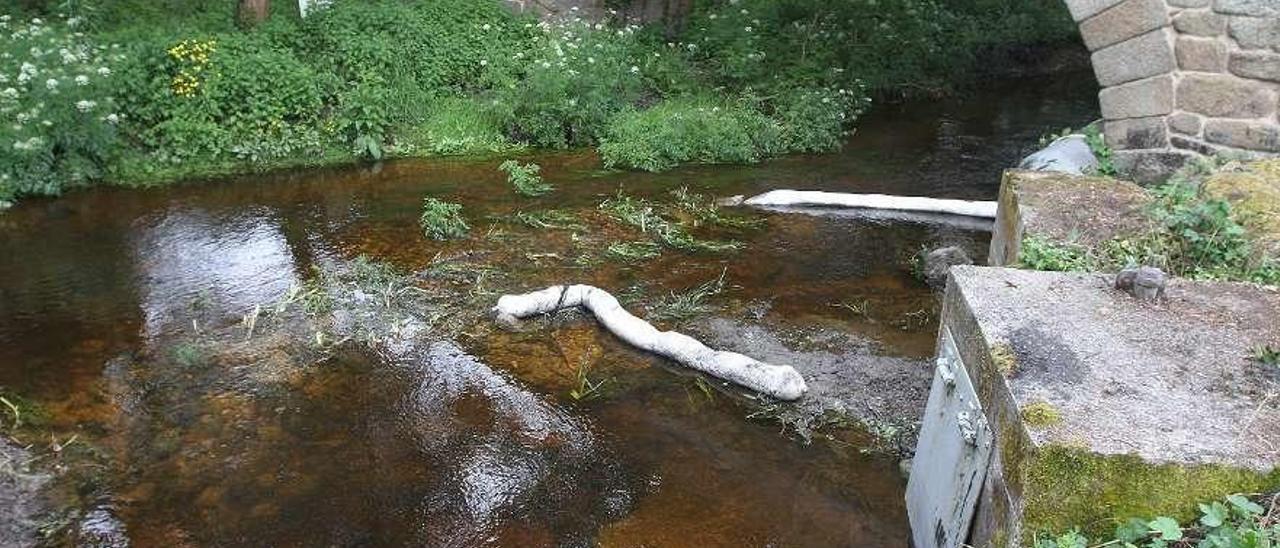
[630,65,639,73]
[75,75,89,86]
[482,23,491,30]
[1,88,16,99]
[45,78,58,90]
[97,66,111,76]
[105,113,119,124]
[75,99,95,112]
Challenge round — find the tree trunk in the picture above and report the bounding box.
[238,0,269,27]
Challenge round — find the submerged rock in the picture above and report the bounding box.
[0,437,49,548]
[922,246,973,289]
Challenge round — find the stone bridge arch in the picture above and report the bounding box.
[1065,0,1279,181]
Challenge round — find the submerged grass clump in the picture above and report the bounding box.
[598,191,742,254]
[606,241,661,262]
[647,270,728,323]
[499,160,552,197]
[514,209,582,230]
[419,198,470,240]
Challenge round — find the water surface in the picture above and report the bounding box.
[0,74,1098,547]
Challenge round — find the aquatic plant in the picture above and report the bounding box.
[514,209,581,230]
[568,363,610,402]
[606,241,661,263]
[647,270,727,323]
[419,197,470,240]
[499,160,552,197]
[599,191,741,253]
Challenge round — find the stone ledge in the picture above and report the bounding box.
[988,170,1155,267]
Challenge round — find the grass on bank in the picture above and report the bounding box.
[1,0,1079,203]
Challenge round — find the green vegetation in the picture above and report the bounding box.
[2,0,1077,203]
[499,160,552,196]
[1024,445,1280,542]
[606,241,662,263]
[599,190,745,253]
[1253,345,1279,367]
[1021,401,1062,428]
[647,270,727,323]
[419,197,469,240]
[514,209,582,230]
[1017,160,1280,285]
[1034,493,1279,548]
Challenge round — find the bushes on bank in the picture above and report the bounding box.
[0,15,124,200]
[0,0,1079,202]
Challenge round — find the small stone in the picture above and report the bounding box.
[1228,50,1280,82]
[1114,266,1167,301]
[1078,0,1169,51]
[922,246,973,289]
[1176,73,1276,118]
[1214,0,1279,17]
[1176,36,1228,72]
[1172,9,1226,36]
[1098,74,1175,119]
[1168,111,1204,135]
[1204,119,1280,152]
[1091,28,1177,86]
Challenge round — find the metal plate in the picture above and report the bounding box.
[906,326,995,548]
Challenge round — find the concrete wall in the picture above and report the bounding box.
[1068,0,1280,181]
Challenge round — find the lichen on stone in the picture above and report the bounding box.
[990,343,1017,377]
[1020,401,1062,428]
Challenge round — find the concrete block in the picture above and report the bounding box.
[1105,116,1169,149]
[1168,111,1204,135]
[1204,119,1280,151]
[942,266,1280,545]
[1176,35,1229,71]
[1176,73,1276,117]
[1229,50,1280,82]
[1098,74,1175,119]
[1172,9,1227,36]
[1063,0,1126,22]
[1079,0,1170,51]
[1091,28,1177,86]
[1214,0,1280,17]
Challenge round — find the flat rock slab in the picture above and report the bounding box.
[954,265,1280,471]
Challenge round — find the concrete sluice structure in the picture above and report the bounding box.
[906,170,1280,547]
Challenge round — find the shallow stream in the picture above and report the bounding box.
[0,75,1098,547]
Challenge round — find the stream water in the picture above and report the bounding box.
[0,74,1098,547]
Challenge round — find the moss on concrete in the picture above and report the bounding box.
[990,343,1017,377]
[1022,444,1280,540]
[1204,159,1280,258]
[1020,401,1062,428]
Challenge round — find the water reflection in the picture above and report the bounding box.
[130,206,299,339]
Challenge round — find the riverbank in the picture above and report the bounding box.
[0,0,1080,205]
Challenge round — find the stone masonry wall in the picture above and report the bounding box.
[1067,0,1280,182]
